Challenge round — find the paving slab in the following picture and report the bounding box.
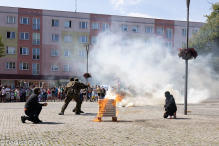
[0,99,219,146]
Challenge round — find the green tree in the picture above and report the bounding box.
[189,2,219,70]
[0,35,5,58]
[189,2,219,55]
[54,80,61,87]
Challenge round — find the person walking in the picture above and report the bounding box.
[58,78,88,115]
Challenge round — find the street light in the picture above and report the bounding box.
[184,0,190,115]
[83,44,89,101]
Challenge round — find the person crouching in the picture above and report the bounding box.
[163,91,177,119]
[21,87,48,124]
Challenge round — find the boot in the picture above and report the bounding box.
[58,112,64,115]
[75,112,80,115]
[21,116,26,123]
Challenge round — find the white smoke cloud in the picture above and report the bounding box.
[89,33,218,106]
[127,12,157,19]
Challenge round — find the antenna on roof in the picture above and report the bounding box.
[75,0,77,12]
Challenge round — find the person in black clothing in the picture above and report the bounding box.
[21,87,48,124]
[163,91,177,118]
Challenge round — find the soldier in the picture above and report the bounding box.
[58,77,87,115]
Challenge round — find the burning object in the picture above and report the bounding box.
[94,95,123,122]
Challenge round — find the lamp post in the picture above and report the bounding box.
[184,0,190,115]
[84,44,89,101]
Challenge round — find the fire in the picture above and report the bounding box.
[93,99,109,122]
[112,94,123,106]
[93,94,123,122]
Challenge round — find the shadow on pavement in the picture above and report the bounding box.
[80,113,97,116]
[39,122,64,124]
[174,118,191,120]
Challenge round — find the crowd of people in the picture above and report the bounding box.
[0,83,107,103]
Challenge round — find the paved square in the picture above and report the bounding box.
[0,99,219,146]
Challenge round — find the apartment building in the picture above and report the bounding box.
[0,6,205,86]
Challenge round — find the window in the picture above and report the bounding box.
[20,17,29,24]
[51,64,59,71]
[91,36,97,44]
[79,64,86,72]
[64,50,71,57]
[79,36,88,43]
[52,34,59,42]
[64,21,71,28]
[132,26,138,32]
[64,35,72,42]
[156,27,164,34]
[91,22,99,29]
[103,23,109,33]
[79,50,87,58]
[192,30,198,34]
[33,48,40,60]
[33,33,40,45]
[79,22,88,28]
[182,29,186,36]
[51,49,59,56]
[7,16,15,23]
[19,62,29,70]
[52,19,59,27]
[166,28,173,39]
[145,26,153,33]
[166,42,172,53]
[6,47,15,54]
[33,18,40,30]
[20,32,29,40]
[121,24,128,31]
[20,47,29,55]
[64,64,71,72]
[6,31,15,39]
[6,62,15,69]
[32,63,40,75]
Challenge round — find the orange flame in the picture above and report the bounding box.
[93,94,124,122]
[93,99,109,122]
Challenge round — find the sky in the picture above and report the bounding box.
[0,0,218,22]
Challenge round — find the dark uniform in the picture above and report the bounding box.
[164,91,177,118]
[21,87,47,123]
[59,78,87,115]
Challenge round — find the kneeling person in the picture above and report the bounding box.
[21,87,47,123]
[163,91,177,119]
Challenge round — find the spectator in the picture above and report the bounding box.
[4,83,7,89]
[88,87,92,101]
[11,84,15,89]
[80,89,83,101]
[0,85,2,102]
[20,87,26,102]
[96,85,101,101]
[91,88,95,102]
[15,88,20,102]
[26,88,31,101]
[10,90,15,102]
[1,87,6,103]
[47,88,51,101]
[101,86,106,99]
[5,86,11,102]
[55,86,58,100]
[43,87,48,102]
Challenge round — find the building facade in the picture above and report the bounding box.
[0,6,205,87]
